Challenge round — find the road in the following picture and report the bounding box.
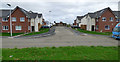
[2,26,118,48]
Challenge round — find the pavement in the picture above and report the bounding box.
[2,26,119,48]
[16,26,56,38]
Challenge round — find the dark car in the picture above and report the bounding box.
[71,26,80,28]
[41,26,52,28]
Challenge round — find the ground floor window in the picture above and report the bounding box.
[3,26,8,30]
[16,26,22,30]
[96,25,99,30]
[28,26,30,30]
[105,25,110,30]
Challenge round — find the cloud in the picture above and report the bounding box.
[1,1,119,24]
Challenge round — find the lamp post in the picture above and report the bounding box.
[7,4,12,37]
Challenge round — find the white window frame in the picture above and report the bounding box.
[15,26,22,30]
[2,18,8,22]
[116,18,119,22]
[110,17,113,21]
[105,25,110,30]
[3,26,8,30]
[96,25,99,30]
[20,17,25,22]
[12,17,16,22]
[102,17,106,21]
[28,26,30,30]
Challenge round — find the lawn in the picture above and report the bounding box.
[2,46,118,60]
[24,28,49,36]
[0,33,23,36]
[74,28,112,36]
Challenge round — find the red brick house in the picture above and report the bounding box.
[0,6,43,33]
[0,6,31,33]
[75,7,120,32]
[95,7,119,32]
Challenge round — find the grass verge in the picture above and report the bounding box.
[2,46,118,60]
[74,28,112,35]
[24,28,49,36]
[0,33,23,36]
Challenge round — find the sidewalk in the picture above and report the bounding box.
[16,26,56,38]
[65,27,112,37]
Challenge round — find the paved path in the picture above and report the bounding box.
[2,26,119,48]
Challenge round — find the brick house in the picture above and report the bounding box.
[95,7,119,32]
[75,7,120,32]
[0,6,43,33]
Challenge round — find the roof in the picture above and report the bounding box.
[77,16,84,20]
[0,6,42,19]
[87,13,96,18]
[93,7,111,18]
[0,10,13,17]
[38,14,42,18]
[112,11,120,18]
[28,12,38,18]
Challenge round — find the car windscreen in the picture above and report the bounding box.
[113,27,120,32]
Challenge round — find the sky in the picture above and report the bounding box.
[1,0,120,24]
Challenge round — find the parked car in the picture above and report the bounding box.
[71,26,80,28]
[112,23,120,39]
[41,25,52,28]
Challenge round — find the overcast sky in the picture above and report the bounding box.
[1,0,120,24]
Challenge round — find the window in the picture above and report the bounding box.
[116,18,119,22]
[110,17,113,21]
[105,25,110,30]
[3,26,8,30]
[12,17,16,22]
[96,25,99,30]
[102,17,106,21]
[2,18,8,22]
[20,17,25,22]
[28,18,30,22]
[28,26,30,30]
[15,26,21,30]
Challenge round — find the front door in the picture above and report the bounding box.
[32,26,34,32]
[92,25,94,31]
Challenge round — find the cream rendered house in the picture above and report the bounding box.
[78,13,96,31]
[29,12,43,32]
[76,16,84,27]
[86,13,96,31]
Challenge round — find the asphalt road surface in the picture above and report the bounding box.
[2,26,119,48]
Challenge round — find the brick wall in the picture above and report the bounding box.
[2,8,30,33]
[95,9,119,32]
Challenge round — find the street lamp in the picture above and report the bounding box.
[7,4,12,36]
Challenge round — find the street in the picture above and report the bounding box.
[2,26,118,48]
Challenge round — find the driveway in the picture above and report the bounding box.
[2,26,119,48]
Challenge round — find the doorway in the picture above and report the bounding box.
[92,25,94,31]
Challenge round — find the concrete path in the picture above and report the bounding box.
[2,26,119,48]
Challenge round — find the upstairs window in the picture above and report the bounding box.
[105,25,110,30]
[20,17,25,22]
[2,18,8,22]
[116,18,120,22]
[110,17,113,21]
[3,26,8,30]
[102,17,106,21]
[12,17,16,22]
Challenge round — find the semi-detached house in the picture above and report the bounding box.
[0,6,44,33]
[75,7,120,32]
